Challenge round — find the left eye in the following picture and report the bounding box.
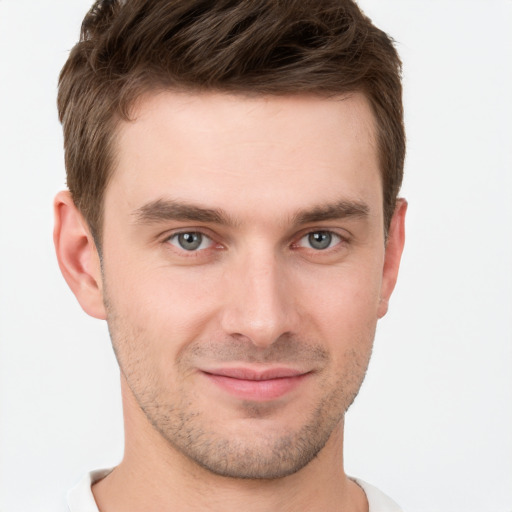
[167,232,213,251]
[298,231,341,250]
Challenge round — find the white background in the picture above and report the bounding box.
[0,1,511,511]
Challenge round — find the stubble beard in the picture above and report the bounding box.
[136,366,361,480]
[107,306,374,480]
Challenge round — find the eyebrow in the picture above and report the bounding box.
[132,198,235,226]
[132,198,370,227]
[292,199,370,225]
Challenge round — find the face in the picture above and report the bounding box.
[99,91,394,478]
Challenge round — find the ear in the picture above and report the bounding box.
[377,198,407,318]
[53,190,107,320]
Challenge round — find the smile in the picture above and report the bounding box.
[200,367,312,401]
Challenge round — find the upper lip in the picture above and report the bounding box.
[201,367,309,381]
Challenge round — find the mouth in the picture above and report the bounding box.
[200,366,312,401]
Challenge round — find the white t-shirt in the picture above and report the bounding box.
[68,468,403,512]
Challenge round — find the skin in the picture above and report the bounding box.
[54,91,406,512]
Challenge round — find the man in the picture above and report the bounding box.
[54,0,407,510]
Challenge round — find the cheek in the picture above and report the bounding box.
[298,262,383,334]
[293,262,381,381]
[102,258,223,358]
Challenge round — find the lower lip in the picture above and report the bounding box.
[203,373,309,401]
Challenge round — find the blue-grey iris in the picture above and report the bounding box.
[308,231,332,250]
[178,232,203,251]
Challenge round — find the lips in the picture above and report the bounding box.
[201,366,310,401]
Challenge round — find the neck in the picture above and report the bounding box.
[92,375,367,512]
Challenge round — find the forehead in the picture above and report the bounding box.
[107,91,381,222]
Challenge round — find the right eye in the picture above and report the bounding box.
[167,232,214,252]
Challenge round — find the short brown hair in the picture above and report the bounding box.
[58,0,405,246]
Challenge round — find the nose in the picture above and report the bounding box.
[220,249,298,349]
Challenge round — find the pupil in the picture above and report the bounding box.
[179,232,201,250]
[309,232,331,250]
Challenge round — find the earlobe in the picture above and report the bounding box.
[377,198,407,319]
[53,190,107,320]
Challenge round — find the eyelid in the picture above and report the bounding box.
[161,226,225,253]
[294,226,349,241]
[159,226,350,256]
[161,225,216,241]
[167,231,214,251]
[291,228,351,252]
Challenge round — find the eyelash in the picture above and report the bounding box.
[167,231,214,251]
[295,231,344,251]
[163,228,349,257]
